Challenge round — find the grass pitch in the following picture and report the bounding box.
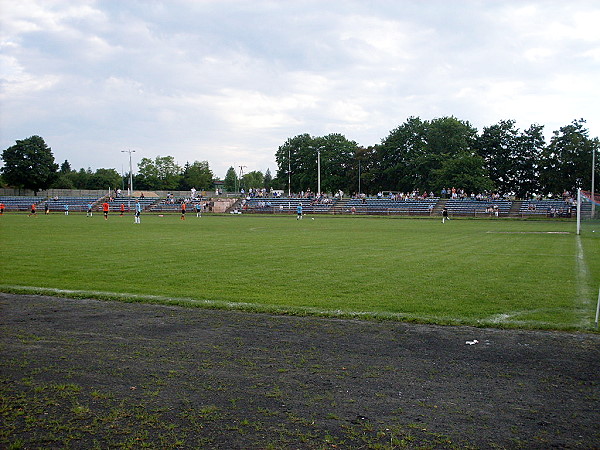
[1,212,598,330]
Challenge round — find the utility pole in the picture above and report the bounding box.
[238,165,247,193]
[121,149,136,196]
[317,148,321,195]
[592,148,596,217]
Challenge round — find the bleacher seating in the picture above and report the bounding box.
[445,199,512,217]
[107,197,157,213]
[46,196,100,212]
[243,197,337,214]
[0,196,42,211]
[0,193,588,219]
[519,200,575,217]
[345,198,438,215]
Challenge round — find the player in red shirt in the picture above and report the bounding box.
[102,202,110,220]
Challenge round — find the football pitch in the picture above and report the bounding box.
[1,212,598,331]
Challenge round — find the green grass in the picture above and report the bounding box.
[1,212,598,330]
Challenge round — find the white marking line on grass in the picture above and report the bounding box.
[486,231,571,234]
[575,237,593,328]
[0,285,465,324]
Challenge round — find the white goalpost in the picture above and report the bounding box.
[577,189,600,328]
[577,189,599,235]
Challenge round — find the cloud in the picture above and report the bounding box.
[1,0,599,178]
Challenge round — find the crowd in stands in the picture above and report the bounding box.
[440,187,506,201]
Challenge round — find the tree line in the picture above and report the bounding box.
[0,137,217,193]
[273,117,599,198]
[2,116,598,197]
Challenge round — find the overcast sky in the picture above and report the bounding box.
[1,0,599,179]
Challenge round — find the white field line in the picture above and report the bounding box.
[0,284,580,329]
[486,309,560,327]
[486,231,571,234]
[575,236,593,327]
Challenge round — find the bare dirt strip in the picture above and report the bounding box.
[1,293,599,449]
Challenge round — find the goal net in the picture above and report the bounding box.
[577,189,600,235]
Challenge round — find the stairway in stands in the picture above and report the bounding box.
[509,200,524,217]
[432,198,448,214]
[334,197,351,214]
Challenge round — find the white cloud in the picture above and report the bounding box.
[1,0,599,178]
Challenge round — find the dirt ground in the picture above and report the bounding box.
[1,293,599,449]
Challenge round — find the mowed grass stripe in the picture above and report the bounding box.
[0,213,597,330]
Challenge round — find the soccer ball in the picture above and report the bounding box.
[312,217,314,220]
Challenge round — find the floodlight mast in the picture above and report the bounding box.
[317,147,321,195]
[592,148,596,217]
[121,149,136,196]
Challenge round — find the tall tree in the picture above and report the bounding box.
[60,160,72,174]
[223,166,238,192]
[476,120,519,193]
[242,171,264,189]
[354,145,379,195]
[377,116,428,191]
[263,168,273,189]
[135,156,182,190]
[274,134,313,193]
[314,133,359,194]
[433,153,494,194]
[540,119,600,195]
[180,161,213,190]
[377,116,478,192]
[1,136,59,193]
[513,124,545,197]
[89,168,121,190]
[274,133,359,194]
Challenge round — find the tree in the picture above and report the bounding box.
[274,133,359,194]
[475,120,545,197]
[513,124,545,197]
[432,152,494,194]
[354,146,379,195]
[135,156,182,190]
[540,119,600,195]
[377,116,478,192]
[377,116,428,191]
[1,136,59,193]
[263,168,273,189]
[242,171,264,189]
[60,160,72,174]
[89,168,121,190]
[180,161,213,190]
[476,120,519,193]
[274,134,313,194]
[223,166,238,192]
[315,133,359,194]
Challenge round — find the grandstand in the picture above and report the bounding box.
[242,197,338,214]
[518,199,575,218]
[107,197,158,213]
[0,196,43,211]
[344,198,437,216]
[0,191,587,219]
[445,198,512,217]
[46,196,100,212]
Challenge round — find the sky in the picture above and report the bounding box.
[1,0,599,179]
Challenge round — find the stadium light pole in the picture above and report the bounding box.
[317,147,321,195]
[121,149,135,197]
[288,148,291,197]
[592,147,596,217]
[358,158,361,195]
